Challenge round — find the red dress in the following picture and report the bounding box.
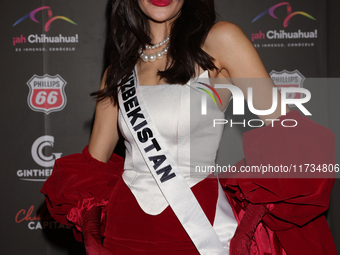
[41,110,337,254]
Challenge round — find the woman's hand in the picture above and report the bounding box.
[82,206,113,255]
[230,231,252,255]
[229,203,266,255]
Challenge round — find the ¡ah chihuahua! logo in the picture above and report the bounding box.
[12,6,78,50]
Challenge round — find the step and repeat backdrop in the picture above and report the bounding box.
[1,0,339,254]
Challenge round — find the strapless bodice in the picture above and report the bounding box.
[118,68,225,215]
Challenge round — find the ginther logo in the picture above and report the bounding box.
[13,6,77,32]
[31,136,62,168]
[199,84,311,116]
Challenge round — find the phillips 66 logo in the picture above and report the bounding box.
[270,70,305,100]
[27,74,67,114]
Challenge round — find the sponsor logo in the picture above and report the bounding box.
[27,74,67,114]
[252,2,316,28]
[250,2,318,49]
[17,136,62,182]
[12,6,78,52]
[270,70,305,103]
[31,136,62,167]
[252,29,317,42]
[15,204,71,230]
[13,34,79,46]
[13,6,77,32]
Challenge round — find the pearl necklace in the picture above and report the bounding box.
[139,36,170,63]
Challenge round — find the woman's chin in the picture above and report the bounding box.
[138,0,184,23]
[148,14,174,23]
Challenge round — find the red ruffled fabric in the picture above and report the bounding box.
[220,110,337,255]
[67,197,109,232]
[40,110,337,254]
[40,146,124,241]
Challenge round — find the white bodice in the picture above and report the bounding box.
[118,70,225,215]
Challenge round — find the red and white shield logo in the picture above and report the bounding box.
[27,74,67,114]
[269,70,305,105]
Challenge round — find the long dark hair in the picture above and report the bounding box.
[93,0,217,103]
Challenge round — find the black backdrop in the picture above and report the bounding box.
[1,0,339,254]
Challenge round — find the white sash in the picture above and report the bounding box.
[118,71,226,254]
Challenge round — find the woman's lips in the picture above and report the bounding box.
[149,0,172,7]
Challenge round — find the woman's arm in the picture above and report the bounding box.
[41,69,124,249]
[88,69,120,162]
[207,22,336,254]
[204,21,289,125]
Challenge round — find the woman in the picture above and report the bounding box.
[41,0,337,254]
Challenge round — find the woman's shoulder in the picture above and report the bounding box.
[209,21,243,35]
[203,21,256,72]
[204,21,248,51]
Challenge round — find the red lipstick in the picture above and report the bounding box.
[149,0,172,7]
